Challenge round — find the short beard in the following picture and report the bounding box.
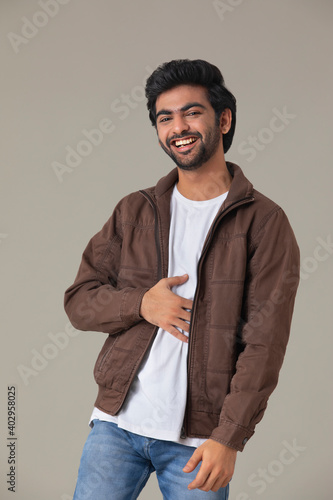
[159,125,221,171]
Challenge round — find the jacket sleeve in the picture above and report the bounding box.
[64,200,149,335]
[210,207,300,451]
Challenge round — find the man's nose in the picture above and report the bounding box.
[172,114,190,135]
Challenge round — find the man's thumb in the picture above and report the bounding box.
[167,274,189,287]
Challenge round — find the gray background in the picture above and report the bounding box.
[1,1,332,498]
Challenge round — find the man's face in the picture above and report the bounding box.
[155,85,222,171]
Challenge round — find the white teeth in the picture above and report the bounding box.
[175,137,197,147]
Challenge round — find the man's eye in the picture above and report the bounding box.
[188,111,200,116]
[159,117,170,123]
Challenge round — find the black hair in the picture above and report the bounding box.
[145,59,237,153]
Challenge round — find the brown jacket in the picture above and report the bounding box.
[64,163,300,451]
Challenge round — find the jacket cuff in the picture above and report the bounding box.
[210,419,255,452]
[121,287,150,327]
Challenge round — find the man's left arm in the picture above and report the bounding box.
[185,207,300,490]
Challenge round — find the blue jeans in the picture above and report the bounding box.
[73,420,229,500]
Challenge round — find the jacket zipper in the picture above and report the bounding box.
[183,195,254,438]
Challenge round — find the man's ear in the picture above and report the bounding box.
[219,108,232,134]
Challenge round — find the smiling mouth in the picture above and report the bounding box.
[171,136,199,149]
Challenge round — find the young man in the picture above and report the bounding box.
[64,59,300,499]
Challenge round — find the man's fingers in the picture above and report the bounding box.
[181,309,192,322]
[168,327,188,343]
[160,313,190,332]
[183,448,202,473]
[187,465,211,490]
[188,464,225,492]
[190,471,230,492]
[173,317,191,333]
[213,474,232,490]
[181,301,193,313]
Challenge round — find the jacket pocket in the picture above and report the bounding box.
[95,334,120,373]
[206,325,238,372]
[202,369,234,414]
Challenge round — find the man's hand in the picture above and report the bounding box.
[183,439,237,492]
[139,274,193,343]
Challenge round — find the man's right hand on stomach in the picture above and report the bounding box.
[139,274,193,343]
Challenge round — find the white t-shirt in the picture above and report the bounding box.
[90,184,228,447]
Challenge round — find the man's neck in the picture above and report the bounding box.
[176,159,232,201]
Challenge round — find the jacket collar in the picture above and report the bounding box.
[224,162,254,208]
[143,163,254,280]
[154,162,254,205]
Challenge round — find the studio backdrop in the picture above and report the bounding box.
[1,1,332,499]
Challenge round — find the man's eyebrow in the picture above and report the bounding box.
[156,102,206,120]
[181,102,206,112]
